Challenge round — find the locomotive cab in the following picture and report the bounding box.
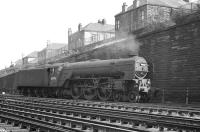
[47,63,64,87]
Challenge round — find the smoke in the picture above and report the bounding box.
[118,35,142,56]
[94,35,141,54]
[93,33,142,58]
[93,38,127,49]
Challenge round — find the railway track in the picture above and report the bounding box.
[0,101,148,132]
[0,121,28,132]
[0,96,147,132]
[1,95,200,131]
[4,95,200,120]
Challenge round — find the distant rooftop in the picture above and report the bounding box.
[26,51,38,58]
[127,0,187,11]
[39,42,67,51]
[47,43,67,50]
[82,23,115,33]
[69,19,115,34]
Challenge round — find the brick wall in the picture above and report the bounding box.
[67,12,200,103]
[68,31,84,50]
[60,12,200,103]
[139,12,200,103]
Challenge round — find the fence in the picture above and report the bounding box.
[151,87,200,104]
[171,3,200,23]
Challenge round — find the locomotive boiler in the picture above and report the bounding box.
[0,56,151,102]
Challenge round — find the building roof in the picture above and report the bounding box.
[38,43,67,54]
[127,0,187,11]
[15,59,22,65]
[147,0,187,7]
[82,23,115,33]
[47,43,67,50]
[26,51,38,58]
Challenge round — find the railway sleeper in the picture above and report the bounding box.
[1,102,200,131]
[0,107,137,132]
[2,97,200,131]
[0,115,69,132]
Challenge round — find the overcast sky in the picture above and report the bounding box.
[0,0,134,69]
[0,0,197,69]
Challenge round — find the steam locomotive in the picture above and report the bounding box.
[0,56,151,102]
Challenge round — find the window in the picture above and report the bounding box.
[136,0,140,7]
[104,34,108,40]
[77,39,82,47]
[141,11,145,20]
[116,20,120,30]
[91,34,97,42]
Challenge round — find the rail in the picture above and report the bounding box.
[1,95,200,131]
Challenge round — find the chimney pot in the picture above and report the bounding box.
[102,19,106,24]
[122,2,127,12]
[78,23,82,31]
[68,28,72,36]
[98,19,101,23]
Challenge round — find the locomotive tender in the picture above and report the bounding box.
[0,56,151,102]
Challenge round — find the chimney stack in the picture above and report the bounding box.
[102,19,106,24]
[133,0,137,8]
[122,2,127,13]
[98,19,101,23]
[68,28,72,36]
[78,23,82,31]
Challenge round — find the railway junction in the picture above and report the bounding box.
[0,95,199,132]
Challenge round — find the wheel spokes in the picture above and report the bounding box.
[83,87,96,100]
[71,86,82,99]
[97,88,112,101]
[113,91,122,102]
[128,91,137,102]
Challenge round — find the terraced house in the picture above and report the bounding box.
[68,19,115,50]
[115,0,189,38]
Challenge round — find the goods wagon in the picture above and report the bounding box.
[0,73,16,94]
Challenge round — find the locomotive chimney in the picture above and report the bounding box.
[122,2,127,13]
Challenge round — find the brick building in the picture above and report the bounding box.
[38,42,67,64]
[115,0,188,38]
[68,19,115,50]
[22,51,38,65]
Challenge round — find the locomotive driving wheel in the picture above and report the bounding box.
[97,79,112,101]
[83,86,96,100]
[61,89,71,99]
[97,88,112,101]
[113,91,122,102]
[83,80,97,100]
[71,83,82,99]
[128,91,137,102]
